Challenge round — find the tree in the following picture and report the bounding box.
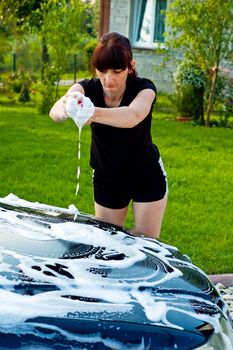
[165,0,233,126]
[37,0,94,113]
[41,0,92,80]
[0,0,48,76]
[0,23,13,72]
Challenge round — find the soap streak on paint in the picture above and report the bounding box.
[0,322,149,350]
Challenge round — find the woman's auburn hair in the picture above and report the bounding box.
[92,32,137,76]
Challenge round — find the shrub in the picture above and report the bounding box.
[172,59,205,123]
[37,65,60,114]
[17,70,36,103]
[38,85,56,115]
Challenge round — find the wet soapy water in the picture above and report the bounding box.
[75,127,82,196]
[0,195,232,349]
[65,92,93,197]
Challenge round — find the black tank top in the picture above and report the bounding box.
[79,75,159,175]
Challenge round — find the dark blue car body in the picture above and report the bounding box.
[0,195,232,349]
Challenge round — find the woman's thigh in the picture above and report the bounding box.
[132,196,168,239]
[94,202,128,227]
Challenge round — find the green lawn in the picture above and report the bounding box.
[0,100,232,274]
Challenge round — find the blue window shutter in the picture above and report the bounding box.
[154,0,167,42]
[135,0,147,41]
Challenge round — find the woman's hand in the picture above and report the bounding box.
[66,91,95,128]
[49,87,95,127]
[49,95,69,122]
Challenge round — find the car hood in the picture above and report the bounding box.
[0,194,232,349]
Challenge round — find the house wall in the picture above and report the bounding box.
[109,0,175,93]
[109,0,130,37]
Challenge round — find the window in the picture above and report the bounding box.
[130,0,167,48]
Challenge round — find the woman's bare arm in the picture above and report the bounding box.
[91,89,156,128]
[49,84,155,128]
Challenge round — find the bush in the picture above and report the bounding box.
[0,70,36,104]
[37,65,60,114]
[174,60,205,89]
[172,60,205,123]
[12,78,23,93]
[38,85,56,115]
[0,74,17,100]
[17,70,36,103]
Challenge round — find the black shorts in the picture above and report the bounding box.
[93,157,168,209]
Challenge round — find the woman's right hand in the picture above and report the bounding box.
[49,95,69,122]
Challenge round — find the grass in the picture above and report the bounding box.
[155,120,233,273]
[0,98,232,275]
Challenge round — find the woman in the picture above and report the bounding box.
[49,32,168,238]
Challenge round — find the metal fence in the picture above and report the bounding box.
[0,51,87,78]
